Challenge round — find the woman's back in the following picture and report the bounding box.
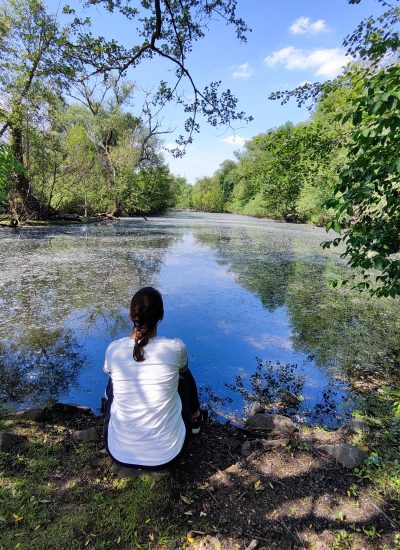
[104,336,187,466]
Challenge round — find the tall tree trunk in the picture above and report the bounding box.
[110,193,122,218]
[11,123,44,219]
[99,129,121,217]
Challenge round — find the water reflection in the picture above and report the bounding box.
[226,359,350,428]
[0,222,181,406]
[193,221,400,392]
[0,213,398,422]
[194,226,296,311]
[0,328,83,405]
[285,258,400,387]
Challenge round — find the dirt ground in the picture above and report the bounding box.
[3,408,399,549]
[167,421,397,549]
[77,410,398,549]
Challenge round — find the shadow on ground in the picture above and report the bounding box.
[1,411,398,549]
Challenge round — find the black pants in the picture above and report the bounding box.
[104,367,200,470]
[178,367,201,432]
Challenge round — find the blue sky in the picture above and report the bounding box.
[67,0,383,183]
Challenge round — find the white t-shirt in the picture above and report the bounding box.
[104,336,187,466]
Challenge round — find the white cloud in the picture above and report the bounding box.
[264,46,347,78]
[290,16,329,35]
[218,319,234,334]
[221,134,248,146]
[231,62,253,79]
[244,334,293,351]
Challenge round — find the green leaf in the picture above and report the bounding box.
[333,222,342,234]
[373,256,385,270]
[372,100,383,114]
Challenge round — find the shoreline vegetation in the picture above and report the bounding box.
[1,401,399,549]
[0,209,323,229]
[0,213,149,228]
[173,81,355,227]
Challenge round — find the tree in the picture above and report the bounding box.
[324,65,400,297]
[271,0,400,296]
[74,0,252,153]
[322,1,400,297]
[0,0,86,218]
[191,176,224,212]
[0,143,22,221]
[215,159,238,205]
[170,176,193,209]
[0,0,251,220]
[65,79,154,216]
[226,123,312,220]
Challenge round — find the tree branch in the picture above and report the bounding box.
[151,0,162,47]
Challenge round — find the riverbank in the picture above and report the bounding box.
[1,405,399,549]
[0,210,318,229]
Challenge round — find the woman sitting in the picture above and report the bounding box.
[103,287,205,469]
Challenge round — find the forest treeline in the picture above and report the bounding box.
[0,65,371,225]
[178,78,356,225]
[0,66,358,224]
[0,76,185,219]
[0,0,247,223]
[0,0,368,225]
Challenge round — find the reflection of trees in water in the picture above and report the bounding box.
[194,226,296,311]
[0,328,83,405]
[194,225,400,388]
[226,360,305,407]
[226,359,349,428]
[0,221,182,403]
[285,259,400,387]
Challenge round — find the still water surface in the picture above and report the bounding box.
[1,212,399,426]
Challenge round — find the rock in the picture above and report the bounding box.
[347,418,370,434]
[247,402,265,416]
[241,440,252,455]
[0,432,26,452]
[317,443,367,469]
[241,439,264,456]
[278,390,301,407]
[260,437,290,450]
[245,413,296,435]
[14,407,45,421]
[51,403,92,416]
[73,427,99,442]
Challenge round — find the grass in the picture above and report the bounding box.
[351,401,400,509]
[0,409,179,550]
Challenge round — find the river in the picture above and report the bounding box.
[1,211,399,427]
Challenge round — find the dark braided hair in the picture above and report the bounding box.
[130,287,164,362]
